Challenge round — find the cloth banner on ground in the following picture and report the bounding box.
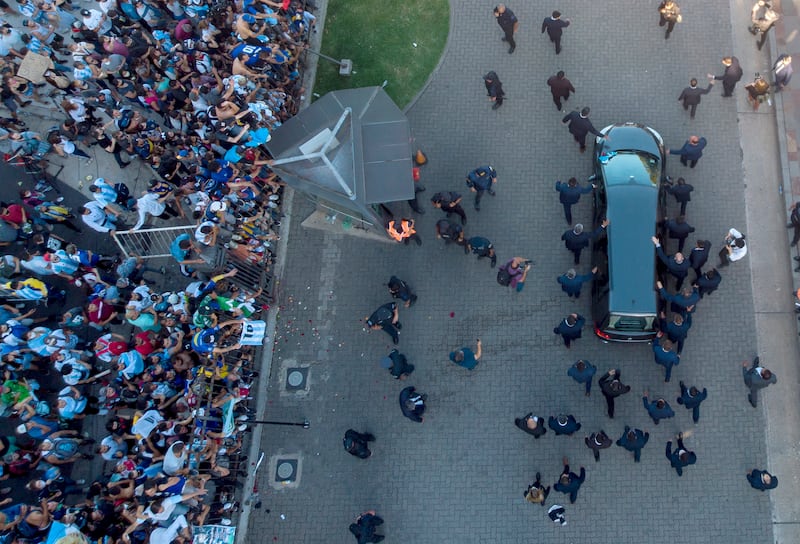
[192,524,236,544]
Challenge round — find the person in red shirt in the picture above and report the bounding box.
[0,203,27,229]
[86,300,122,330]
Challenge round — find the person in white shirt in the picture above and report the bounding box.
[132,193,180,230]
[718,227,747,267]
[78,201,119,233]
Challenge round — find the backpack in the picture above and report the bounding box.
[497,265,511,286]
[117,109,135,130]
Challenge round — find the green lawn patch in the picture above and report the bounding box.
[312,0,450,109]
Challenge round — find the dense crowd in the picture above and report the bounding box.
[0,0,315,541]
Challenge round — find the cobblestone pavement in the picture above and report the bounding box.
[252,1,775,542]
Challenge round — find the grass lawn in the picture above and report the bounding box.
[312,0,450,109]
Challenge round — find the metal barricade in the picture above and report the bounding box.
[111,225,197,259]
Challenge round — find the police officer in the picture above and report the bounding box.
[466,165,497,211]
[342,429,375,459]
[387,276,417,307]
[466,236,497,267]
[431,191,467,225]
[493,4,519,54]
[616,426,649,462]
[555,177,594,224]
[435,219,466,249]
[366,302,401,344]
[484,71,505,110]
[386,217,421,246]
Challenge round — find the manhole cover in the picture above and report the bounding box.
[275,458,298,482]
[287,370,304,387]
[284,367,309,392]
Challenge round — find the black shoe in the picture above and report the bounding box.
[490,258,496,268]
[508,46,515,54]
[474,204,480,211]
[794,256,800,262]
[492,102,502,110]
[501,37,507,42]
[395,322,402,330]
[415,237,422,246]
[488,189,496,196]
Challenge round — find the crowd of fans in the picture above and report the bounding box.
[0,0,316,540]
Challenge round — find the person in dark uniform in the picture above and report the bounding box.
[666,433,696,477]
[652,333,680,382]
[657,281,700,315]
[465,165,497,211]
[342,429,375,459]
[380,349,415,380]
[694,268,722,298]
[742,356,777,408]
[548,414,581,436]
[664,215,695,253]
[676,381,707,423]
[643,390,675,425]
[484,71,505,110]
[514,413,547,438]
[562,220,609,264]
[788,201,800,246]
[562,107,606,152]
[678,78,714,119]
[553,313,585,348]
[557,267,597,299]
[546,71,576,111]
[541,10,570,54]
[659,311,691,354]
[653,236,691,289]
[399,386,426,423]
[598,368,630,418]
[747,469,778,491]
[584,430,612,462]
[435,219,466,249]
[567,359,596,396]
[387,276,417,307]
[554,177,593,224]
[708,56,743,97]
[689,239,711,279]
[553,457,585,503]
[431,191,467,225]
[349,510,385,543]
[668,135,707,168]
[466,236,497,267]
[664,176,694,215]
[493,4,518,54]
[366,302,401,344]
[616,426,649,462]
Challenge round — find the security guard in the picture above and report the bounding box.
[386,217,421,246]
[466,165,497,211]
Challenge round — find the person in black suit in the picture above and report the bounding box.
[708,56,743,97]
[484,71,505,110]
[653,236,691,289]
[493,4,519,54]
[584,430,612,462]
[666,433,696,477]
[514,413,547,438]
[694,268,721,298]
[562,107,606,152]
[548,414,581,435]
[554,177,593,224]
[553,313,585,348]
[659,311,691,354]
[788,201,800,247]
[541,10,570,54]
[546,71,576,111]
[562,220,609,264]
[664,215,695,253]
[747,469,778,491]
[616,426,649,462]
[342,429,376,459]
[398,386,426,422]
[676,381,707,423]
[598,368,630,418]
[668,135,707,168]
[553,457,585,503]
[689,239,711,279]
[664,176,694,215]
[349,510,385,543]
[678,78,714,119]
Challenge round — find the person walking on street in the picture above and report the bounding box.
[349,510,385,543]
[548,414,581,436]
[499,257,532,292]
[745,74,771,111]
[557,267,597,299]
[541,10,570,54]
[616,426,649,462]
[708,56,743,97]
[658,1,682,39]
[659,311,691,354]
[664,176,694,215]
[449,339,482,370]
[653,236,691,289]
[742,356,776,407]
[689,239,711,279]
[546,71,576,111]
[435,219,466,249]
[387,276,417,308]
[484,71,505,110]
[643,390,675,425]
[387,217,421,246]
[657,280,700,316]
[515,413,547,439]
[343,429,376,459]
[567,359,596,396]
[678,78,713,119]
[749,0,780,50]
[652,332,680,382]
[788,201,800,246]
[677,381,707,423]
[562,220,609,264]
[494,4,519,54]
[553,457,585,503]
[366,302,402,345]
[380,349,415,380]
[718,227,747,267]
[466,236,497,267]
[399,386,426,423]
[524,473,550,506]
[584,430,612,462]
[598,368,630,418]
[553,313,585,348]
[664,215,695,253]
[431,191,467,225]
[694,268,722,298]
[555,177,593,224]
[666,432,696,477]
[774,54,793,91]
[562,107,607,153]
[668,135,707,168]
[747,469,778,491]
[465,165,497,211]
